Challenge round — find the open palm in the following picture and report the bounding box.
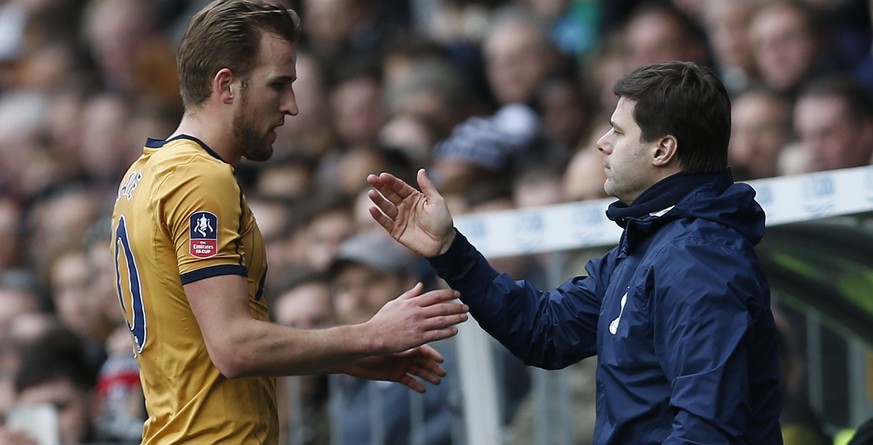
[367,169,456,257]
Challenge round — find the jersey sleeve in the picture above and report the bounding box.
[158,157,248,284]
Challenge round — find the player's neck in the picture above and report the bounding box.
[171,113,241,166]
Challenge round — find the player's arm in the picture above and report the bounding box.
[185,274,467,386]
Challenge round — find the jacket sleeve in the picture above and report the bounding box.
[652,241,767,444]
[428,229,607,369]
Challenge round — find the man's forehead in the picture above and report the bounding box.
[612,97,637,122]
[254,32,297,69]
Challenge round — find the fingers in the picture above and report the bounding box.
[367,172,410,206]
[398,374,427,393]
[408,363,444,386]
[367,203,394,233]
[415,344,445,364]
[367,189,397,220]
[413,288,462,306]
[410,289,469,338]
[398,347,449,391]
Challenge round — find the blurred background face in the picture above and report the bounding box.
[301,210,355,272]
[81,94,131,180]
[624,8,705,70]
[729,92,789,179]
[794,95,869,172]
[749,3,818,92]
[301,0,362,50]
[274,281,335,329]
[330,76,384,148]
[704,0,754,72]
[331,263,411,325]
[48,251,107,342]
[485,20,552,105]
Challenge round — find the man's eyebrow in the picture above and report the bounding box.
[609,119,622,131]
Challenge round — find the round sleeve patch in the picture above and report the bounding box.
[189,211,218,258]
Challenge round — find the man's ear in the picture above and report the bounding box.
[213,68,235,104]
[652,135,678,167]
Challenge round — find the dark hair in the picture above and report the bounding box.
[613,61,731,173]
[798,76,873,123]
[177,0,301,108]
[14,326,98,394]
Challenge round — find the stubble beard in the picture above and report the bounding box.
[233,93,273,162]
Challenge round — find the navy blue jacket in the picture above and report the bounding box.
[429,170,783,444]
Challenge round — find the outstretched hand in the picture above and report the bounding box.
[366,282,467,354]
[346,344,448,393]
[367,168,456,257]
[351,282,468,392]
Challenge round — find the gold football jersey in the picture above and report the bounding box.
[111,136,277,444]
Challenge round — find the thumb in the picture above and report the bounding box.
[417,169,441,201]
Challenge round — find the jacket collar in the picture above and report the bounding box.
[606,170,729,229]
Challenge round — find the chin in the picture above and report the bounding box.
[244,145,274,162]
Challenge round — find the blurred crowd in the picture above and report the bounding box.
[0,0,870,443]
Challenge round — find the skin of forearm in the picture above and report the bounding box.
[207,317,379,378]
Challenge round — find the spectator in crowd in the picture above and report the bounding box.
[299,0,388,71]
[748,0,835,99]
[474,7,569,170]
[622,1,710,70]
[483,6,567,107]
[9,324,99,445]
[0,269,45,335]
[328,233,462,445]
[24,183,102,272]
[534,74,593,157]
[326,54,385,152]
[82,0,158,94]
[79,92,135,190]
[255,154,317,201]
[0,91,54,198]
[729,86,792,180]
[330,145,416,197]
[378,112,442,168]
[46,245,116,368]
[578,33,629,123]
[793,76,873,172]
[512,162,566,209]
[702,0,757,95]
[273,270,336,445]
[290,193,357,272]
[246,192,295,292]
[45,83,91,183]
[381,50,479,159]
[94,325,146,443]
